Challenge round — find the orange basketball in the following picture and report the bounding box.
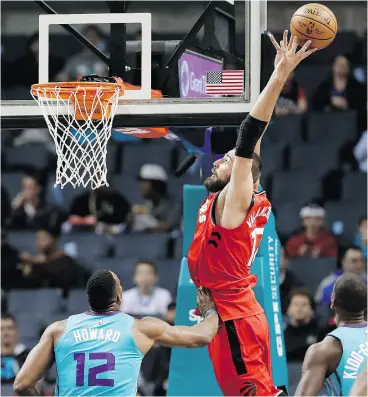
[290,3,337,49]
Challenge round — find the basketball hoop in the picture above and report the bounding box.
[31,81,124,189]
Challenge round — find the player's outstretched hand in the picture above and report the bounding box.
[197,287,217,317]
[267,30,317,82]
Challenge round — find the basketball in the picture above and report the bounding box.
[290,3,338,49]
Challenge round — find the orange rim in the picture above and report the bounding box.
[31,81,124,121]
[31,81,124,92]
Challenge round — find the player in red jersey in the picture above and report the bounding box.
[188,31,316,397]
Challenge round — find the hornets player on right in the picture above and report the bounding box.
[295,273,367,396]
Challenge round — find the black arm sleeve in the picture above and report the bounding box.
[235,114,268,158]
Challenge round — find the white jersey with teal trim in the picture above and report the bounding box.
[54,311,143,396]
[325,324,367,396]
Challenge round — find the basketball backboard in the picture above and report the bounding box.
[1,1,267,129]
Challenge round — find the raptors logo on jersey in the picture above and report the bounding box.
[188,190,271,321]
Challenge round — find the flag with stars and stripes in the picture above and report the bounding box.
[206,70,244,95]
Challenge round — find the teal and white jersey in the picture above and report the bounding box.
[54,311,143,396]
[325,324,367,396]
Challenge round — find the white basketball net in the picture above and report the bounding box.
[31,85,122,190]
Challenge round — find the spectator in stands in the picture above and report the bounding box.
[67,185,131,234]
[313,55,367,131]
[56,25,108,81]
[1,185,10,226]
[284,288,320,362]
[285,204,338,259]
[275,71,308,116]
[1,313,29,384]
[7,172,65,231]
[315,245,366,305]
[140,302,176,396]
[1,229,25,290]
[121,259,172,317]
[355,216,368,260]
[131,164,181,233]
[19,229,81,292]
[11,32,64,88]
[279,246,304,314]
[354,130,367,172]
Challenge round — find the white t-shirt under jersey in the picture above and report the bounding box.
[121,287,172,317]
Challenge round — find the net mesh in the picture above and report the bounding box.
[31,85,122,189]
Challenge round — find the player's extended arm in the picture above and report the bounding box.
[294,342,330,396]
[13,323,56,396]
[222,32,316,226]
[139,311,219,348]
[136,288,219,350]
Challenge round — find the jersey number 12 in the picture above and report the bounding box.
[74,352,115,387]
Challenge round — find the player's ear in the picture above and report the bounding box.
[330,296,335,311]
[116,286,123,307]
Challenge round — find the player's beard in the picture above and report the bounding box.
[204,173,230,192]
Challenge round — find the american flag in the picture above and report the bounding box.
[206,70,244,95]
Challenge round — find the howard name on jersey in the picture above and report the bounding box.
[188,191,272,321]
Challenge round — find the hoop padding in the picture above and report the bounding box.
[31,82,124,190]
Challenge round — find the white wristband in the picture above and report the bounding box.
[204,309,218,318]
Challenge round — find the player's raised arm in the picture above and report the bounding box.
[13,321,62,396]
[134,288,219,350]
[222,32,316,226]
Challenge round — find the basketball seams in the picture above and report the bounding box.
[296,3,338,29]
[290,25,332,47]
[292,14,336,34]
[306,3,338,27]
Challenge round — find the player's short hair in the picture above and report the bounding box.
[134,259,158,274]
[86,269,117,312]
[251,153,262,183]
[334,272,367,313]
[287,287,315,310]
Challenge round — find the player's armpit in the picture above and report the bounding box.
[294,343,329,396]
[13,323,56,395]
[137,313,219,349]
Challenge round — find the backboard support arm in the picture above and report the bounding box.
[34,0,109,64]
[158,1,216,89]
[107,1,128,78]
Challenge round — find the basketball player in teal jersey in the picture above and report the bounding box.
[13,270,219,396]
[295,273,367,396]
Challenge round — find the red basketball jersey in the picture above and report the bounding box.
[188,190,272,321]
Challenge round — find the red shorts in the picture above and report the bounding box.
[208,313,282,396]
